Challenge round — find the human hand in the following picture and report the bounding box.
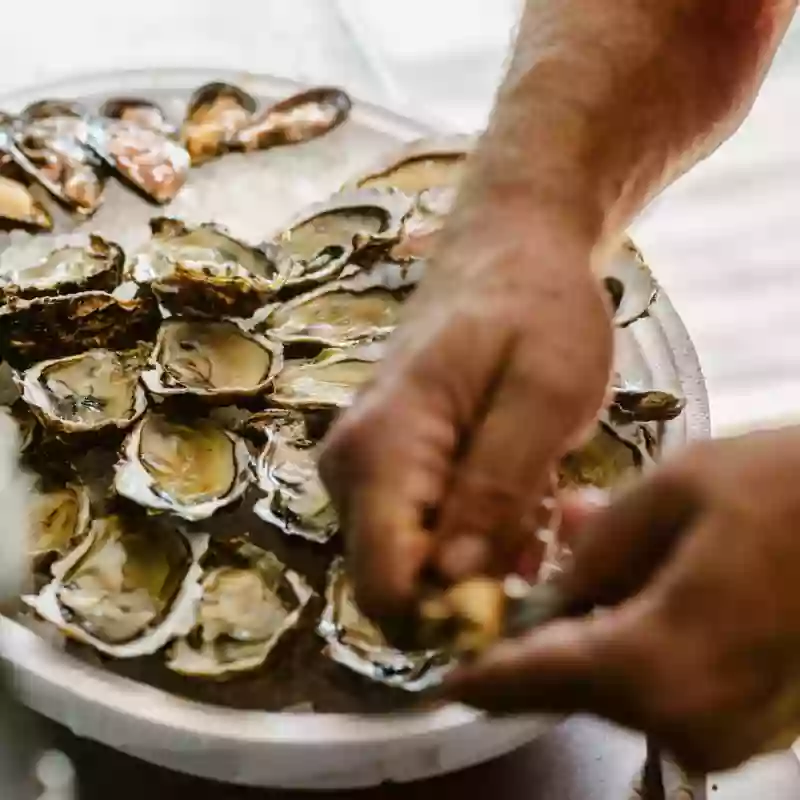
[319,209,613,622]
[444,429,800,773]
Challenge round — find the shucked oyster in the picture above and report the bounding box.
[84,113,190,204]
[167,540,313,678]
[271,342,385,413]
[231,87,351,152]
[252,411,337,544]
[318,558,451,691]
[29,481,91,574]
[141,319,283,403]
[0,175,53,232]
[598,240,659,327]
[0,290,160,369]
[129,218,286,318]
[182,82,257,165]
[264,275,406,349]
[114,413,252,521]
[24,515,208,658]
[19,348,148,435]
[7,100,106,214]
[275,188,413,293]
[0,234,124,302]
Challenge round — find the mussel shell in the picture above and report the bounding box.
[0,290,160,369]
[231,87,352,152]
[114,413,253,521]
[182,82,257,166]
[100,97,173,134]
[19,348,148,435]
[599,239,659,327]
[0,174,53,232]
[167,540,313,678]
[84,117,190,204]
[0,234,124,301]
[24,515,208,657]
[28,481,91,574]
[141,318,284,403]
[317,558,451,692]
[270,342,386,412]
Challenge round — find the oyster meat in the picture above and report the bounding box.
[181,82,257,165]
[232,87,351,152]
[0,234,123,302]
[130,218,286,318]
[318,558,451,691]
[8,100,106,214]
[114,413,252,521]
[84,114,190,204]
[271,342,385,412]
[29,481,91,574]
[24,515,208,658]
[265,277,405,349]
[141,319,282,403]
[19,348,148,435]
[0,175,53,232]
[167,540,313,678]
[598,240,659,327]
[253,411,337,544]
[276,188,412,292]
[100,97,175,135]
[0,290,160,369]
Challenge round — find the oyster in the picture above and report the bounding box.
[84,114,190,204]
[141,319,283,403]
[114,413,252,521]
[231,87,351,151]
[8,100,106,214]
[318,558,451,691]
[0,175,53,232]
[276,188,413,292]
[271,342,385,412]
[29,481,91,573]
[167,540,313,678]
[611,384,686,423]
[130,218,286,318]
[100,97,174,135]
[598,240,659,327]
[24,515,208,657]
[19,348,148,435]
[252,411,337,544]
[0,290,160,369]
[264,276,406,349]
[182,82,257,165]
[559,417,655,489]
[0,234,124,301]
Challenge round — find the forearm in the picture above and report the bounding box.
[449,0,796,255]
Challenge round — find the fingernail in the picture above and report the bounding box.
[437,535,489,580]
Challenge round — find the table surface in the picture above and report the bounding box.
[4,1,800,796]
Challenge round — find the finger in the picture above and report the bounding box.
[557,487,611,545]
[559,466,702,609]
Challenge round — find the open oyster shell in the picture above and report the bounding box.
[0,234,124,302]
[275,188,413,293]
[271,342,385,413]
[182,82,257,166]
[264,274,406,349]
[84,114,190,204]
[114,413,253,521]
[19,348,148,435]
[231,87,352,152]
[141,318,283,403]
[6,100,106,214]
[252,411,337,544]
[100,97,175,135]
[29,481,91,574]
[611,383,686,423]
[0,290,160,369]
[318,558,451,691]
[0,174,53,232]
[599,240,659,327]
[24,515,209,658]
[167,540,313,678]
[130,218,286,318]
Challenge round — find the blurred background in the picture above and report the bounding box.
[2,0,799,434]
